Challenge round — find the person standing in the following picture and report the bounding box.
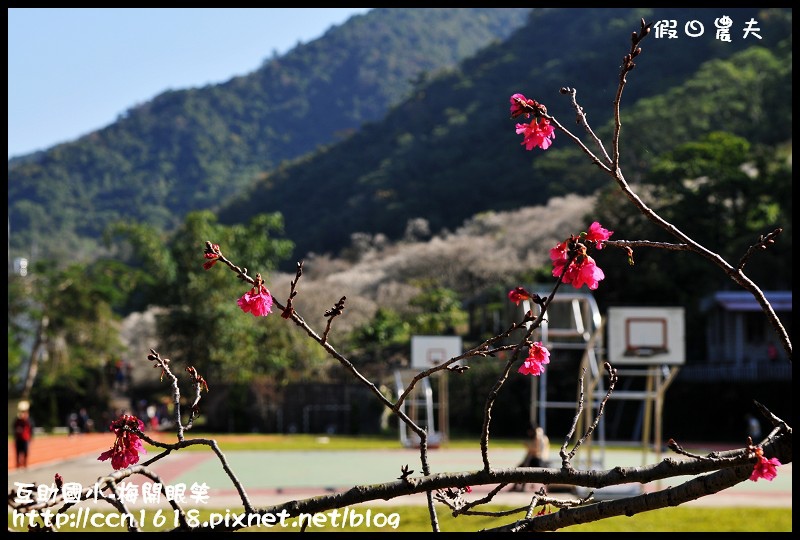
[512,422,550,492]
[14,400,33,469]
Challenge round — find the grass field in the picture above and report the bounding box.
[6,431,736,453]
[8,506,792,532]
[135,432,726,453]
[161,433,525,451]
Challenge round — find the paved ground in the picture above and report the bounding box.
[8,433,791,514]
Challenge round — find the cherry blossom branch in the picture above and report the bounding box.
[754,399,792,442]
[183,366,209,431]
[420,435,440,532]
[737,227,783,271]
[98,348,256,514]
[543,113,612,174]
[206,241,445,530]
[559,362,618,468]
[512,94,610,174]
[480,263,573,471]
[393,342,516,410]
[479,347,526,471]
[392,289,543,410]
[451,486,590,518]
[666,439,728,462]
[559,86,612,166]
[520,494,544,523]
[145,349,185,441]
[208,242,616,532]
[166,432,786,532]
[207,242,403,410]
[603,239,688,251]
[611,18,652,172]
[527,21,789,361]
[452,484,511,515]
[321,296,346,345]
[279,261,303,319]
[602,171,791,359]
[144,350,207,440]
[134,434,255,514]
[595,23,792,361]
[486,462,753,533]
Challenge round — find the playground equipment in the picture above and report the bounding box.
[517,291,684,479]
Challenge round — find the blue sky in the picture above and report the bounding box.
[7,8,373,159]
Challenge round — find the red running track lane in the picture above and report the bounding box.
[7,433,174,471]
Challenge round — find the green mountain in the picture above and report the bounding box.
[215,7,791,267]
[8,8,790,273]
[8,7,531,262]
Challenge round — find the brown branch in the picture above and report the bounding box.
[132,435,255,514]
[233,437,785,532]
[146,349,186,441]
[480,255,575,471]
[486,462,754,532]
[280,261,303,319]
[738,228,783,271]
[560,362,618,468]
[321,296,346,345]
[587,20,793,361]
[560,86,612,166]
[544,113,612,175]
[603,239,688,251]
[611,18,652,172]
[394,340,521,411]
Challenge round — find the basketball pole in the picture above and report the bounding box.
[439,370,449,443]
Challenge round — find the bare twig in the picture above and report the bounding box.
[611,18,652,172]
[738,228,783,271]
[560,363,618,467]
[560,86,612,166]
[321,296,347,345]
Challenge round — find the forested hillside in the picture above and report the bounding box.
[8,8,790,290]
[217,8,791,267]
[8,8,531,262]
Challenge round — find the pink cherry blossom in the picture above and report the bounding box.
[508,287,532,305]
[518,342,551,376]
[97,415,147,470]
[749,452,781,482]
[203,243,221,270]
[238,284,274,317]
[550,239,605,290]
[550,240,570,266]
[515,118,555,151]
[585,221,614,248]
[569,256,605,290]
[510,93,537,119]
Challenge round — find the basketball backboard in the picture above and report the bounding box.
[607,307,685,365]
[411,335,463,369]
